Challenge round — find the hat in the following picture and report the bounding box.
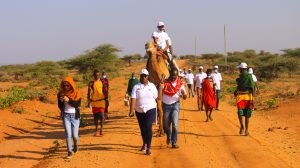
[188,68,192,71]
[199,66,204,69]
[179,69,182,72]
[152,32,159,38]
[237,62,248,69]
[157,21,165,27]
[140,69,149,75]
[213,65,219,69]
[248,68,253,74]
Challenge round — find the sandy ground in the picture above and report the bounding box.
[0,61,299,168]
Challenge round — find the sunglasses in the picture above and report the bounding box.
[140,74,148,78]
[63,84,70,88]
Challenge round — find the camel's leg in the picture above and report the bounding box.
[156,99,164,137]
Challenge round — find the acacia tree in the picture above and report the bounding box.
[68,44,121,73]
[281,48,300,57]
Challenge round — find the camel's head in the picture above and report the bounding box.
[145,41,157,55]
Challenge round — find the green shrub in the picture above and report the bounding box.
[0,87,30,109]
[265,98,277,108]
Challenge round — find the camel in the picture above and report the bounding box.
[145,41,170,136]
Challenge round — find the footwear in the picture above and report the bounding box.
[94,131,100,136]
[66,152,72,159]
[73,145,78,153]
[100,130,103,136]
[245,131,249,136]
[209,116,213,121]
[239,128,244,135]
[139,144,146,151]
[215,108,219,111]
[145,149,152,155]
[166,138,170,145]
[172,144,179,149]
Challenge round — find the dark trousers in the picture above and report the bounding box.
[135,108,156,149]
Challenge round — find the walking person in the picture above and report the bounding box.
[100,71,109,120]
[194,66,207,111]
[202,69,216,122]
[185,69,194,98]
[235,62,254,136]
[212,65,222,110]
[248,68,259,95]
[57,76,81,158]
[88,70,106,136]
[160,69,187,148]
[129,69,158,155]
[125,72,139,105]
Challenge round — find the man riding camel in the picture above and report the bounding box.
[151,21,179,72]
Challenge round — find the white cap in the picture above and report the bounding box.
[199,66,204,69]
[157,21,165,27]
[179,69,182,72]
[152,32,159,38]
[213,65,219,69]
[237,62,248,69]
[140,69,149,75]
[248,68,253,74]
[188,68,192,71]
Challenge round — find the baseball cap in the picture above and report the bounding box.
[237,62,248,69]
[157,21,165,27]
[140,69,149,75]
[199,66,204,69]
[248,68,253,74]
[213,65,219,69]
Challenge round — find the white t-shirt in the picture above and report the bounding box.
[157,31,170,52]
[212,72,222,90]
[251,74,258,82]
[131,82,158,113]
[185,73,194,85]
[195,72,207,88]
[64,102,76,114]
[162,82,187,105]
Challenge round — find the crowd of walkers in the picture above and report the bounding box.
[57,61,258,158]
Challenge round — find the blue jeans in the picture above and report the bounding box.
[135,108,156,149]
[63,113,80,153]
[162,102,180,145]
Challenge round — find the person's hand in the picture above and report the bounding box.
[128,111,134,117]
[63,96,69,102]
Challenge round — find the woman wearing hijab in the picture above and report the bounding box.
[57,76,81,158]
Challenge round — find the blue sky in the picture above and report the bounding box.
[0,0,299,65]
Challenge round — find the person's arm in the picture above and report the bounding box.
[255,82,259,94]
[164,40,170,52]
[194,78,196,92]
[181,85,187,100]
[129,98,136,117]
[87,81,93,107]
[66,97,81,108]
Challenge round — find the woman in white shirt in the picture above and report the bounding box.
[129,69,158,155]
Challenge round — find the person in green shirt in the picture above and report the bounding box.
[126,72,139,98]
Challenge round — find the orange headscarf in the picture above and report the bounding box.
[59,76,81,101]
